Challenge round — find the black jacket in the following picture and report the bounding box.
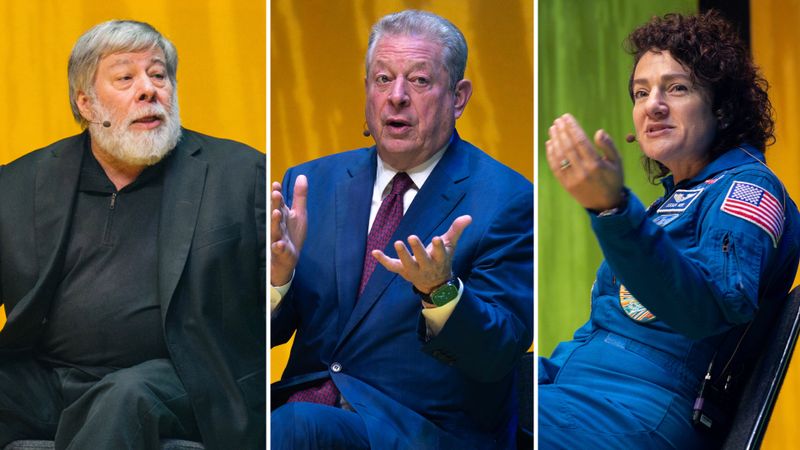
[0,128,266,449]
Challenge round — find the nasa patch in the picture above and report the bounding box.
[657,189,704,214]
[619,285,656,323]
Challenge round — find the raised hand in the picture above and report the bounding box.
[373,215,472,293]
[271,175,308,286]
[546,114,625,211]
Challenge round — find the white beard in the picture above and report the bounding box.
[88,93,182,166]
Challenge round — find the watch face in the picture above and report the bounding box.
[431,282,459,307]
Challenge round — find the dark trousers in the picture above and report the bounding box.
[271,402,369,450]
[0,357,200,450]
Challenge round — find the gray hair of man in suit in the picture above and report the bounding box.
[67,20,179,128]
[365,10,468,91]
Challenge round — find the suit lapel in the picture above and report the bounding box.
[392,140,469,254]
[334,151,375,333]
[337,136,470,347]
[157,132,208,318]
[34,134,85,271]
[0,134,84,349]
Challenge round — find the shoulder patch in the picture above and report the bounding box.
[652,214,680,227]
[720,180,784,247]
[619,285,656,323]
[657,188,704,214]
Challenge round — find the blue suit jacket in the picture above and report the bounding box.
[272,132,533,449]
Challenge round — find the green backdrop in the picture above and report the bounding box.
[538,0,696,356]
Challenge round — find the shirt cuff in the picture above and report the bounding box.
[420,279,464,336]
[270,275,293,313]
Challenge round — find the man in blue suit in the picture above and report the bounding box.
[270,10,533,449]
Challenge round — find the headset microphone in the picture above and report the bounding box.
[363,129,371,137]
[625,133,636,143]
[90,120,112,128]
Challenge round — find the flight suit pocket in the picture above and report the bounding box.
[721,232,742,292]
[716,230,761,322]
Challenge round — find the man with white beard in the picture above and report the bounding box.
[0,21,265,450]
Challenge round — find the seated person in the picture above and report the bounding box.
[0,20,265,450]
[539,11,800,449]
[270,9,533,450]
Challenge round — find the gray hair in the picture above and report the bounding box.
[68,20,178,126]
[365,10,467,90]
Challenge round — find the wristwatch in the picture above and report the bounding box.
[414,277,460,307]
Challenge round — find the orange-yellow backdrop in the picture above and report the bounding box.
[270,0,534,382]
[753,2,800,447]
[0,2,265,325]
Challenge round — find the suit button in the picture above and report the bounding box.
[331,362,342,373]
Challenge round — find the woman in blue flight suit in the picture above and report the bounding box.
[539,12,800,449]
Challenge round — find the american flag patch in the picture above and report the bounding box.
[720,181,784,247]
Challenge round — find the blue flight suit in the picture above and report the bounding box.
[539,145,800,449]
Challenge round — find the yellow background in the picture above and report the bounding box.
[0,2,265,326]
[753,2,800,446]
[270,0,534,382]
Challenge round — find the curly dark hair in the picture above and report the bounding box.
[625,11,774,181]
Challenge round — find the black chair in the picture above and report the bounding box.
[721,286,800,449]
[517,352,533,450]
[4,439,203,449]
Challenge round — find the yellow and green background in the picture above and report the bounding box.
[3,0,800,446]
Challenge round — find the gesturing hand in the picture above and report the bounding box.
[373,215,472,293]
[270,175,308,286]
[545,113,625,211]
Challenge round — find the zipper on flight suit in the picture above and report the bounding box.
[721,232,744,292]
[722,233,730,284]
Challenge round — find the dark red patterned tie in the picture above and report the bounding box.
[358,172,414,296]
[286,173,414,407]
[286,379,340,406]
